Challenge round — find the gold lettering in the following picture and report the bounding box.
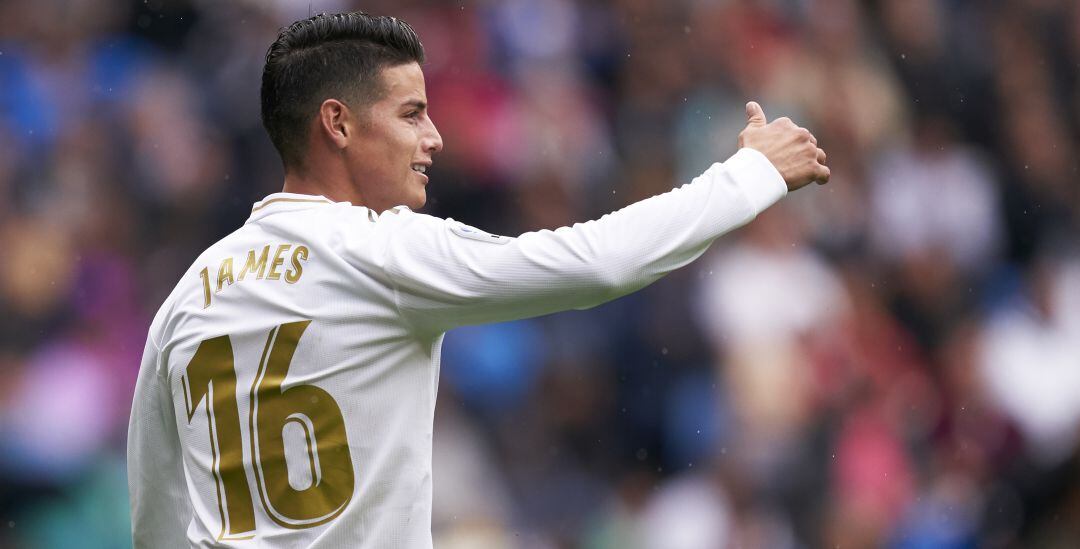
[238,246,270,281]
[199,267,212,308]
[217,257,235,292]
[285,246,309,284]
[266,244,291,281]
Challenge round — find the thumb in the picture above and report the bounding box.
[745,101,767,128]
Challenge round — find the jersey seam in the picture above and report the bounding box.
[732,178,757,222]
[378,216,432,341]
[718,162,762,223]
[148,299,173,379]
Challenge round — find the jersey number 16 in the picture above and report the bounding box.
[182,320,355,540]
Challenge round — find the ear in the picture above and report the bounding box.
[317,99,350,149]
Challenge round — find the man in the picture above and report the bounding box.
[127,11,828,549]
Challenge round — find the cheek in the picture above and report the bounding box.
[396,134,422,175]
[400,125,423,155]
[357,122,420,181]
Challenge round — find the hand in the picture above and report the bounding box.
[738,101,830,192]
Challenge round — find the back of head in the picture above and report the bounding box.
[261,12,425,172]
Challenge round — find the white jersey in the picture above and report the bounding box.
[127,148,786,548]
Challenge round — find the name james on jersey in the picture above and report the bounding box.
[199,243,310,308]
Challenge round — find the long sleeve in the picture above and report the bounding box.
[380,147,787,335]
[127,335,190,548]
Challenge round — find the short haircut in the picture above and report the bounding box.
[260,12,425,171]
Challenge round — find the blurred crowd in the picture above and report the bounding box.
[1,0,1079,547]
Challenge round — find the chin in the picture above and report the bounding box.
[411,181,428,209]
[403,190,426,210]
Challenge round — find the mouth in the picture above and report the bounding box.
[410,163,429,175]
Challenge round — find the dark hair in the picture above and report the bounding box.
[260,12,425,171]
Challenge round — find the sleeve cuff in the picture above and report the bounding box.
[718,147,788,215]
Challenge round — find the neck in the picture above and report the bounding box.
[281,163,360,205]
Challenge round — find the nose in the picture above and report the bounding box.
[423,117,443,154]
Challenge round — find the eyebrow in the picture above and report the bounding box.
[402,99,427,111]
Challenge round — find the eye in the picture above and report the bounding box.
[404,111,420,120]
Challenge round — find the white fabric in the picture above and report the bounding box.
[868,145,1000,270]
[641,474,733,549]
[979,260,1080,464]
[127,147,786,548]
[697,242,849,347]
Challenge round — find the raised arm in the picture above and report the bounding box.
[379,103,828,335]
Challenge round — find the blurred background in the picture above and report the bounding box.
[1,0,1079,547]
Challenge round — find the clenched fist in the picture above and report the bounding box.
[738,101,829,192]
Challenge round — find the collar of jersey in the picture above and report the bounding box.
[246,192,413,224]
[246,192,344,223]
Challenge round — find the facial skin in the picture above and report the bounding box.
[285,62,443,213]
[343,62,443,211]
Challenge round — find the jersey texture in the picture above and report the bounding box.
[127,147,786,548]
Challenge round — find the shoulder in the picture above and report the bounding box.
[374,207,511,246]
[371,205,440,228]
[359,206,446,246]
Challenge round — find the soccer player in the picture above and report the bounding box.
[127,11,829,549]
